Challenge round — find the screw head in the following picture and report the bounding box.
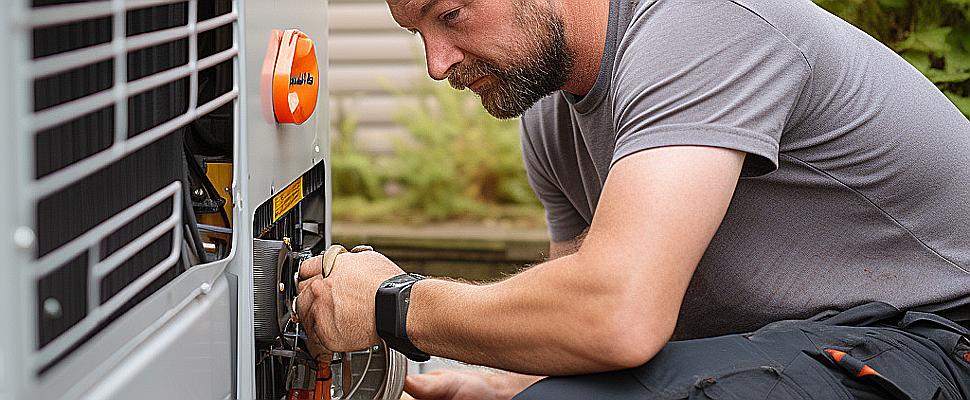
[13,227,35,250]
[43,298,62,319]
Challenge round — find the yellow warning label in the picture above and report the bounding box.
[273,176,304,222]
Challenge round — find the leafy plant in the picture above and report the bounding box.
[387,81,542,222]
[814,0,970,116]
[330,98,384,202]
[329,83,543,225]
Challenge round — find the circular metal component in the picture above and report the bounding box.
[43,298,62,319]
[253,239,290,341]
[335,344,408,400]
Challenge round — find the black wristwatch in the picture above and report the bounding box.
[375,273,431,362]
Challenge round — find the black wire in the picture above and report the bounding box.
[181,136,209,264]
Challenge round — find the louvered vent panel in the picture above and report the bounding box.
[33,60,113,112]
[34,106,114,179]
[26,0,239,376]
[126,2,187,36]
[32,16,111,59]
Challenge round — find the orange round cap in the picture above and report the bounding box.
[272,29,320,125]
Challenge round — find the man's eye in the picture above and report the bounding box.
[441,8,461,22]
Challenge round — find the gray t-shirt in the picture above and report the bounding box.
[521,0,970,339]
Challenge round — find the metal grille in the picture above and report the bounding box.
[23,0,239,376]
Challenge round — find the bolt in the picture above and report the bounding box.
[43,298,62,319]
[200,282,211,294]
[13,227,35,250]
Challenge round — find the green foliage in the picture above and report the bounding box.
[814,0,970,117]
[330,83,543,225]
[389,82,540,220]
[330,99,384,202]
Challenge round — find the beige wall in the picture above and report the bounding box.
[329,0,430,154]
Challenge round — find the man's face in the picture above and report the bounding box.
[388,0,574,119]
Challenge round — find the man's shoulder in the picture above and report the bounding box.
[521,93,571,140]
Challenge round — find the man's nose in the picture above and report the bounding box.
[423,37,464,81]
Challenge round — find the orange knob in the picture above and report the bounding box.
[272,29,320,124]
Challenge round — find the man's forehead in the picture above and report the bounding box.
[387,0,443,27]
[386,0,420,26]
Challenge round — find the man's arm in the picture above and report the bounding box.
[406,146,745,375]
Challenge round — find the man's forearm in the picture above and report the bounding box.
[406,252,656,376]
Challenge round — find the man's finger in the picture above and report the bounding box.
[297,280,336,358]
[297,275,321,295]
[299,255,323,280]
[295,279,319,326]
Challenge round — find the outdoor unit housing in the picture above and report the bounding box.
[0,0,370,398]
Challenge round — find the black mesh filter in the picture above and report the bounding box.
[99,231,175,304]
[33,59,113,112]
[36,132,183,258]
[198,24,233,60]
[126,2,187,36]
[38,261,182,376]
[198,59,233,106]
[198,0,232,21]
[36,252,88,349]
[32,16,112,59]
[100,198,174,261]
[32,0,104,7]
[127,77,189,137]
[127,39,189,82]
[34,106,114,179]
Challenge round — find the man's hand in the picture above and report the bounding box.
[296,249,404,357]
[405,369,541,400]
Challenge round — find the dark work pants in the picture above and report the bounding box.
[513,302,970,399]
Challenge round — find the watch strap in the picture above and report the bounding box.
[376,273,430,362]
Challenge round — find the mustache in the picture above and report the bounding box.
[447,59,501,90]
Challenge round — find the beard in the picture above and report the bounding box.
[446,3,574,119]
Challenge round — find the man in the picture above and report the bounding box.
[296,0,970,397]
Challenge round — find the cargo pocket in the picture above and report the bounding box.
[802,326,962,400]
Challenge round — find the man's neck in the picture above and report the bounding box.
[559,0,611,96]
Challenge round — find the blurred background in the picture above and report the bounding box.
[327,0,970,281]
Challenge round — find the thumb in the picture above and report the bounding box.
[405,374,455,400]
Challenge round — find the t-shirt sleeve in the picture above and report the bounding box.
[519,116,589,242]
[611,0,812,176]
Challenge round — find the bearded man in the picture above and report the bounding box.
[296,0,970,398]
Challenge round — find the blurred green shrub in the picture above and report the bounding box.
[814,0,970,116]
[330,83,543,225]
